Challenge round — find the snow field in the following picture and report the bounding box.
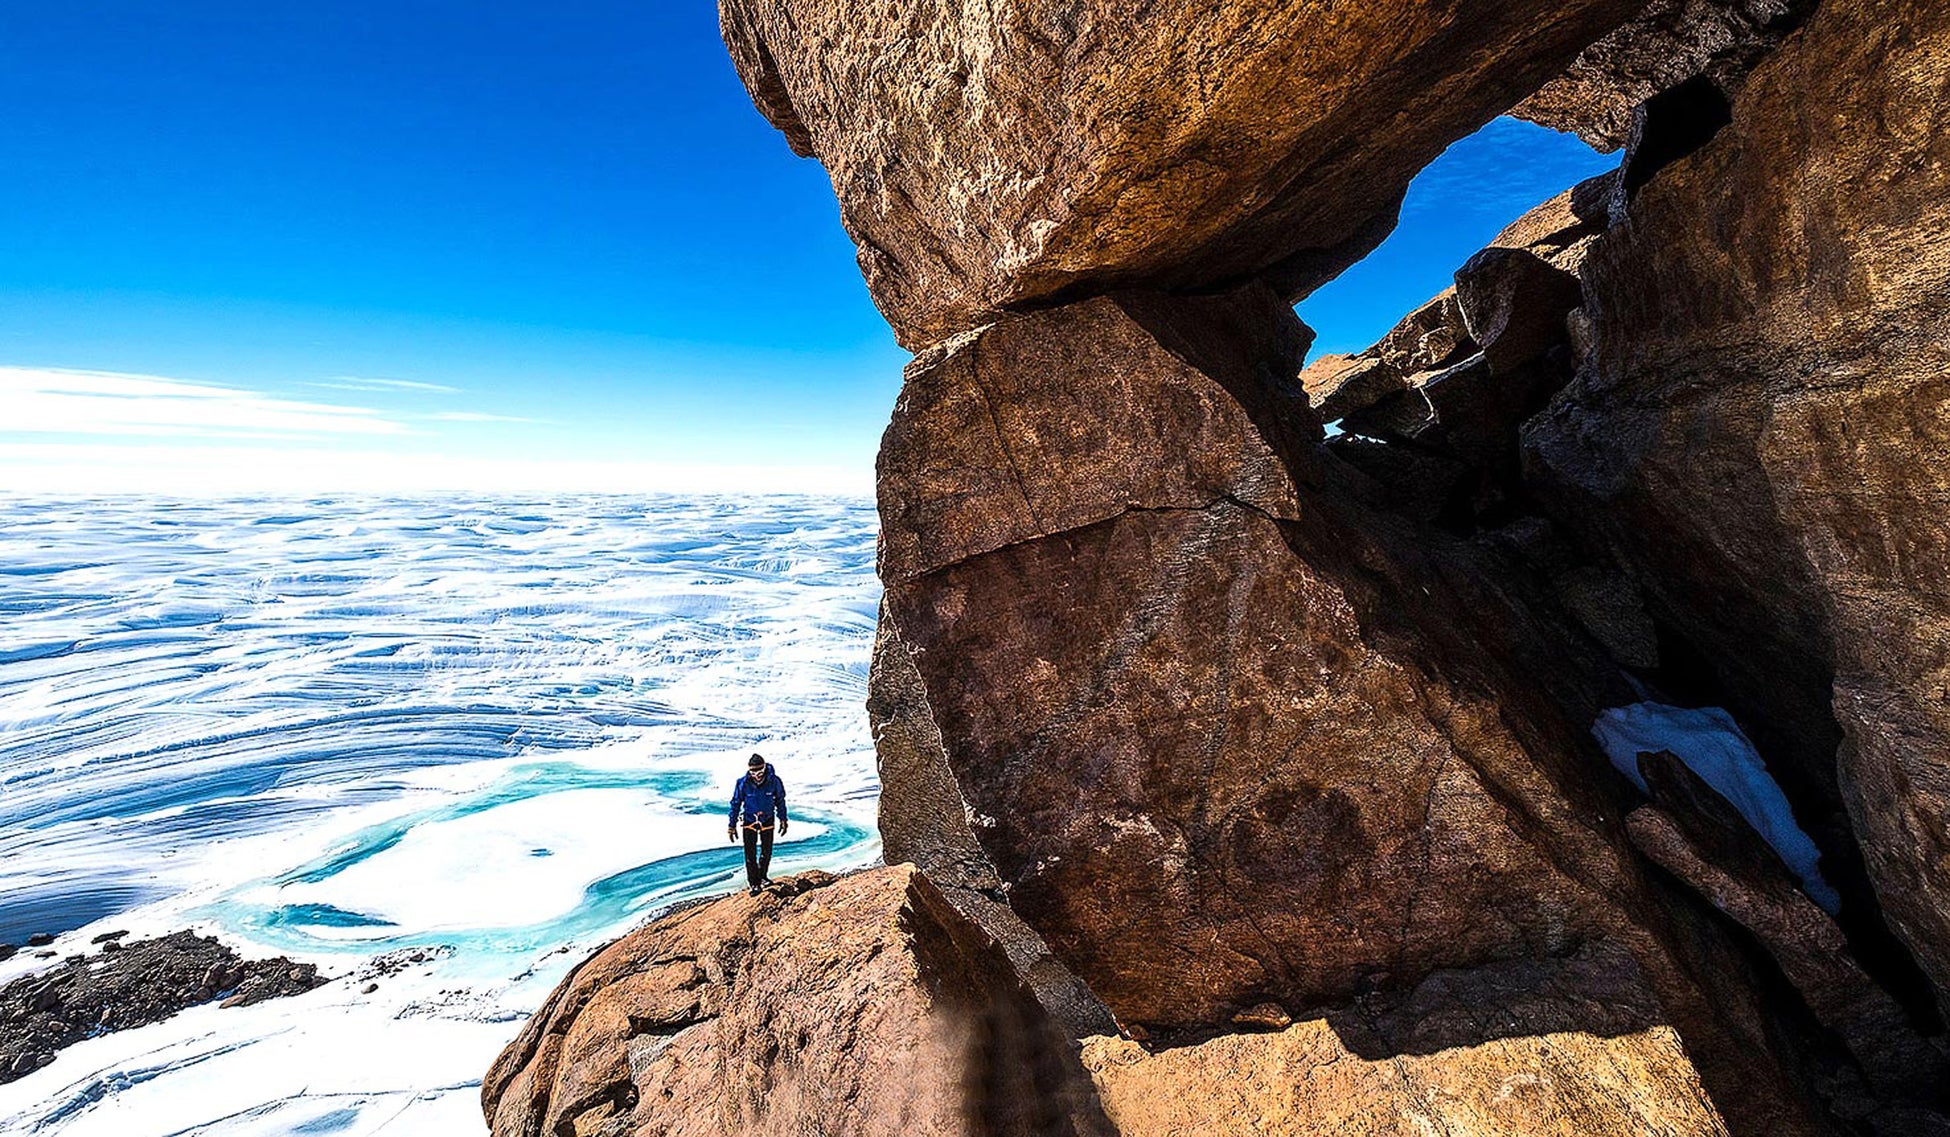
[0,494,883,1136]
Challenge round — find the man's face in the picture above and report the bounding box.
[748,766,764,781]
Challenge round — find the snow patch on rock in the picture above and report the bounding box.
[1594,702,1838,912]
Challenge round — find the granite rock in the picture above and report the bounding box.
[481,868,1112,1137]
[720,0,1649,348]
[1082,945,1731,1137]
[1514,0,1817,151]
[1522,0,1950,1022]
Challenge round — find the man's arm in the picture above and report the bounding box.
[774,774,788,834]
[728,779,745,839]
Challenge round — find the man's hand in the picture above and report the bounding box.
[778,820,788,838]
[727,826,736,843]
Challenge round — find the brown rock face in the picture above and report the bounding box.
[719,0,1646,348]
[695,0,1950,1131]
[868,612,1118,1040]
[1513,0,1817,151]
[869,284,1830,1137]
[1081,945,1731,1137]
[1523,0,1950,1018]
[877,284,1314,586]
[481,868,1111,1137]
[1374,290,1476,378]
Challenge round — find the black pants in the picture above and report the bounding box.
[742,824,774,887]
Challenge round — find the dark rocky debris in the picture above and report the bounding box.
[0,930,325,1085]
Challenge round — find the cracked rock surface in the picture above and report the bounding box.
[868,286,1821,1133]
[1524,0,1950,1023]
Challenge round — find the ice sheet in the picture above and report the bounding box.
[0,493,884,1135]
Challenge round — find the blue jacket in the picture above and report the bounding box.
[729,764,788,828]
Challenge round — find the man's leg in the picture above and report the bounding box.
[743,826,761,890]
[758,826,774,883]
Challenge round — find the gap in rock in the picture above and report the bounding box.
[1288,104,1947,1049]
[1295,116,1616,358]
[1621,74,1735,197]
[1641,616,1946,1035]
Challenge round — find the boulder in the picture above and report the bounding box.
[1373,290,1476,377]
[1337,380,1439,445]
[1521,0,1950,1020]
[1488,172,1617,255]
[1336,348,1571,482]
[1481,170,1621,286]
[873,286,1823,1133]
[1513,0,1818,152]
[1305,174,1609,495]
[1453,248,1583,378]
[1081,945,1731,1137]
[1298,353,1402,424]
[720,0,1649,348]
[1299,291,1478,427]
[480,868,1113,1137]
[876,283,1316,586]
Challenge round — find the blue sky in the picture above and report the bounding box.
[0,2,1614,494]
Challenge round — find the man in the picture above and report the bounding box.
[728,752,788,895]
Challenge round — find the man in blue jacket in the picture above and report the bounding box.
[728,752,788,895]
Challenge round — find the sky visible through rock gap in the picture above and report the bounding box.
[0,2,1615,494]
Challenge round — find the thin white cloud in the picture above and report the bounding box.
[426,411,538,424]
[315,376,461,394]
[0,443,872,496]
[0,366,411,439]
[0,366,872,496]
